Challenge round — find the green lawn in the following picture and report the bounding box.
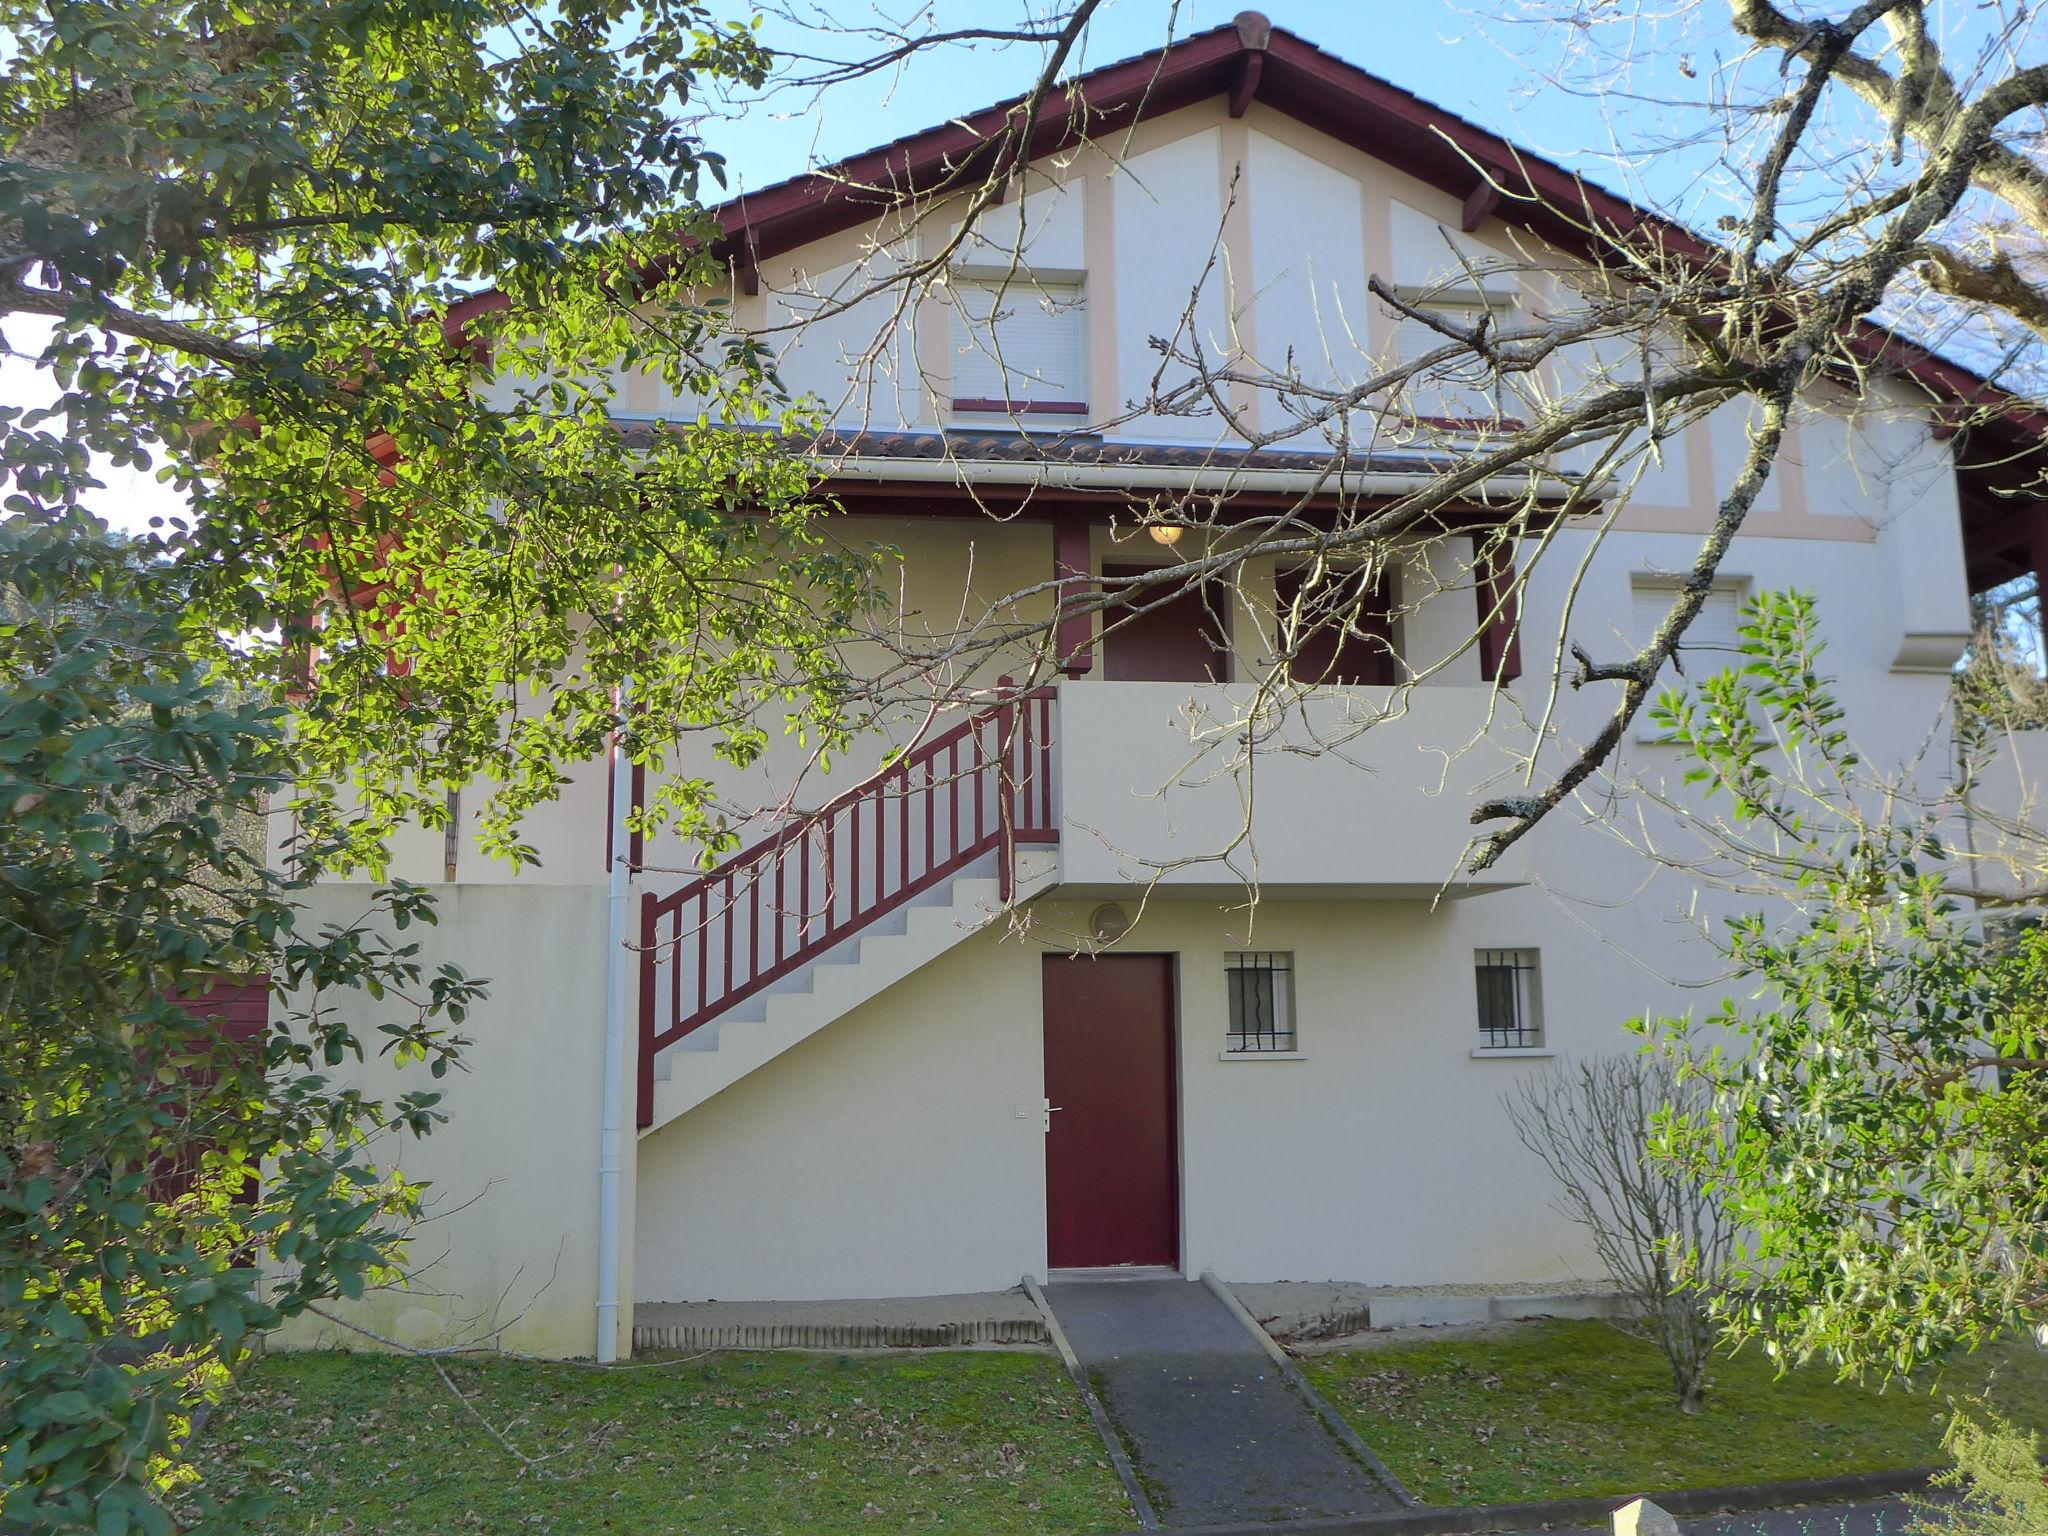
[195,1349,1134,1535]
[1301,1319,2048,1507]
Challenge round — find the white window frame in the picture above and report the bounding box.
[945,271,1089,418]
[1471,947,1548,1057]
[1221,951,1302,1060]
[1628,573,1753,743]
[1390,286,1521,433]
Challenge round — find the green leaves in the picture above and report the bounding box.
[0,525,475,1531]
[2,0,890,1522]
[5,0,875,875]
[1642,590,2048,1382]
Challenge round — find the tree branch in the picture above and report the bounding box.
[0,280,270,369]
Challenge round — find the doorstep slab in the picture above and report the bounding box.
[632,1288,1047,1351]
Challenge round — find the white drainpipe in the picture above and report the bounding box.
[594,689,632,1363]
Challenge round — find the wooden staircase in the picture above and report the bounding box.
[636,686,1057,1129]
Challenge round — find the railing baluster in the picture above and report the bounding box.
[849,791,862,918]
[748,865,759,990]
[696,889,708,1019]
[1014,688,1030,828]
[898,758,910,890]
[973,722,985,844]
[722,874,734,1008]
[1041,696,1054,826]
[774,835,786,968]
[997,683,1017,901]
[923,757,934,881]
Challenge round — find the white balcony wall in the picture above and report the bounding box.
[1054,681,1531,895]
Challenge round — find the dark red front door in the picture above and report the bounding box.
[1042,954,1179,1269]
[1101,564,1229,681]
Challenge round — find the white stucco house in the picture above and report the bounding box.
[278,14,2048,1360]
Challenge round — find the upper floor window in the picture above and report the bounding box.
[1392,291,1519,431]
[1274,564,1399,687]
[948,275,1087,416]
[1629,575,1750,741]
[1629,576,1748,661]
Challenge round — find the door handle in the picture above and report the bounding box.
[1042,1100,1064,1132]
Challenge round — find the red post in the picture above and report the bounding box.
[802,823,814,945]
[774,835,786,968]
[973,720,986,843]
[948,739,960,859]
[721,874,734,1008]
[1476,533,1524,685]
[696,889,708,1019]
[1054,512,1095,677]
[636,894,657,1129]
[1041,693,1055,826]
[996,677,1018,901]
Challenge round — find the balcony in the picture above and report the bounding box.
[1051,681,1531,897]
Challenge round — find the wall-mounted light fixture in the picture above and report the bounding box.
[1147,523,1185,548]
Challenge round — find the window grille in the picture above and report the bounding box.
[1474,949,1542,1049]
[1226,951,1296,1053]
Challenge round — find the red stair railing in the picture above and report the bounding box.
[637,683,1057,1126]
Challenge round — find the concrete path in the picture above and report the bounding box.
[1042,1277,1407,1528]
[1526,1497,1918,1535]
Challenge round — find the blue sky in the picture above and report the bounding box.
[705,2,1741,224]
[704,0,2032,253]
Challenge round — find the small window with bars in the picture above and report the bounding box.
[1226,952,1296,1054]
[1474,949,1542,1049]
